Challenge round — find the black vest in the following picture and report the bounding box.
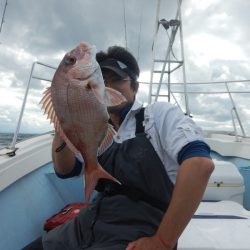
[96,107,174,211]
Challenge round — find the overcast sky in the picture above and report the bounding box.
[0,0,250,136]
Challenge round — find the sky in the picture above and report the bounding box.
[0,0,250,136]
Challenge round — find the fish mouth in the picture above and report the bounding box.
[74,68,99,82]
[74,77,89,81]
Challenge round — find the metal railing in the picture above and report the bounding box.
[7,60,250,155]
[141,79,250,139]
[9,61,56,152]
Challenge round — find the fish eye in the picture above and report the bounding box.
[64,56,77,65]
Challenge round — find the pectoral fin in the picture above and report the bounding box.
[98,124,116,155]
[104,87,127,107]
[88,79,126,107]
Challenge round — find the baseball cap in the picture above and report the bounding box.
[99,58,138,81]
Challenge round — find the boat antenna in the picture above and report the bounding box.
[0,0,8,37]
[137,1,143,62]
[177,0,190,116]
[122,0,128,48]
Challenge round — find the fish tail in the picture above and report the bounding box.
[84,165,121,205]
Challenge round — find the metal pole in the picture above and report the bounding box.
[154,0,183,103]
[225,82,246,137]
[0,0,8,35]
[177,0,190,116]
[154,23,179,102]
[167,57,171,102]
[9,62,37,149]
[231,108,240,142]
[36,61,57,70]
[9,61,57,150]
[122,0,128,49]
[148,0,161,104]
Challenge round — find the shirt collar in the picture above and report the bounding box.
[119,100,143,124]
[130,100,143,112]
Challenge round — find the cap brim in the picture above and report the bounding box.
[99,58,137,80]
[100,65,128,78]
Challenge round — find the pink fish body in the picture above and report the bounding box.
[40,42,126,205]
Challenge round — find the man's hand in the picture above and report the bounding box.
[52,133,76,175]
[126,235,172,250]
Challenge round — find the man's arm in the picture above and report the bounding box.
[52,133,76,175]
[126,156,214,250]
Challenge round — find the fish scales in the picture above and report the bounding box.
[66,83,108,154]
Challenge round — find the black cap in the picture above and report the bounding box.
[99,58,138,81]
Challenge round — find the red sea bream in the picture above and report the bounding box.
[40,42,126,205]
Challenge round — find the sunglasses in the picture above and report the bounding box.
[104,77,131,85]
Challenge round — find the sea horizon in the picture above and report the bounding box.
[0,132,39,149]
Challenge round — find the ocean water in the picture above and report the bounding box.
[0,133,37,149]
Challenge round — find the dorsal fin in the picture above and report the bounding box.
[40,86,79,154]
[40,87,55,123]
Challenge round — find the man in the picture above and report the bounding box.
[43,46,214,250]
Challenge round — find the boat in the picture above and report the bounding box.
[1,0,250,249]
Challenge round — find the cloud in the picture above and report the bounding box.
[0,0,250,135]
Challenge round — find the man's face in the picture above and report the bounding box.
[103,71,139,113]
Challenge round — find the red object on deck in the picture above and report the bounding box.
[44,203,84,231]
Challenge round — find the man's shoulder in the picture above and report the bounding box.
[148,101,173,107]
[133,101,176,113]
[145,101,182,118]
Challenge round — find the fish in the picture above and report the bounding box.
[40,42,126,205]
